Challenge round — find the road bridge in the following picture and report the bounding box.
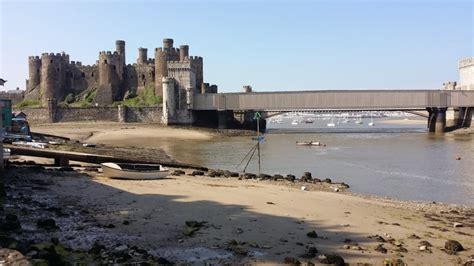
[191,90,474,133]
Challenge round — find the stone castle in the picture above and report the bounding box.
[25,39,219,124]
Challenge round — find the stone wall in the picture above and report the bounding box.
[56,107,119,122]
[15,107,51,124]
[125,107,162,123]
[15,106,163,124]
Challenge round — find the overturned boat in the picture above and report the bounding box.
[101,162,169,180]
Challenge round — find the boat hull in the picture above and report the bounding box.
[101,163,169,180]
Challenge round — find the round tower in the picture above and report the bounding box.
[163,38,174,49]
[98,51,117,86]
[162,77,176,124]
[137,47,148,65]
[115,40,126,63]
[179,45,189,61]
[40,53,63,102]
[28,56,42,92]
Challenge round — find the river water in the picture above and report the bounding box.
[156,116,473,206]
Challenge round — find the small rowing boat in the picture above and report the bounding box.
[101,162,169,180]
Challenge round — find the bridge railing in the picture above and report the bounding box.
[193,90,474,111]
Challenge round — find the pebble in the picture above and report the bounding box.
[301,186,308,191]
[419,245,428,251]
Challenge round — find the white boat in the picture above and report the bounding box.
[327,117,336,127]
[101,162,169,180]
[355,117,363,124]
[291,120,299,125]
[368,117,375,126]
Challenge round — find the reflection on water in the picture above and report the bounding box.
[153,118,474,205]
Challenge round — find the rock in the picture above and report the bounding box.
[319,254,345,266]
[243,173,256,179]
[408,234,421,239]
[340,182,350,188]
[171,170,185,176]
[191,170,205,176]
[286,174,296,182]
[283,256,301,265]
[444,240,464,255]
[312,177,321,183]
[58,167,74,172]
[114,245,128,252]
[455,156,461,160]
[333,187,340,192]
[272,174,284,181]
[375,244,387,253]
[37,218,58,230]
[122,220,130,225]
[383,258,406,266]
[301,186,308,191]
[453,222,463,228]
[88,242,106,254]
[104,223,116,229]
[343,245,351,249]
[266,202,276,205]
[301,172,312,182]
[300,246,318,258]
[258,174,271,180]
[306,230,318,238]
[2,214,21,231]
[322,178,332,183]
[419,240,432,247]
[419,245,428,251]
[229,172,239,177]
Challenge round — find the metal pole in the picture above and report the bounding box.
[257,116,261,175]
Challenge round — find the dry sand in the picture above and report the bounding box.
[32,122,213,143]
[32,167,473,264]
[379,118,426,125]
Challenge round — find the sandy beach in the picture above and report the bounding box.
[2,163,473,264]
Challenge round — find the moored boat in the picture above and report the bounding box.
[101,162,169,180]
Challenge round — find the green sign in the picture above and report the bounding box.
[253,112,261,120]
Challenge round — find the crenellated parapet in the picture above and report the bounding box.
[459,57,474,69]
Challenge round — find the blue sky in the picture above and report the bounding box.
[0,0,473,92]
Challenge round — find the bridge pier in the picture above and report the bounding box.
[427,107,446,133]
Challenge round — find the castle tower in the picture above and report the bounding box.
[115,40,126,64]
[97,51,120,104]
[137,47,148,65]
[28,56,41,92]
[179,45,189,61]
[40,53,68,102]
[162,77,176,124]
[154,38,179,97]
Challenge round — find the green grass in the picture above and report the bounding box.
[15,99,43,108]
[118,86,162,107]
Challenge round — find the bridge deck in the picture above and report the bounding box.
[193,90,474,111]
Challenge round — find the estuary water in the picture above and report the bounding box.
[160,117,473,206]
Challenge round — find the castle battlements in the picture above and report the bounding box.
[459,57,474,68]
[25,38,213,106]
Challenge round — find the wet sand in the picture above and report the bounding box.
[2,165,473,264]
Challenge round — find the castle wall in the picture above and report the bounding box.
[0,92,24,105]
[14,106,163,124]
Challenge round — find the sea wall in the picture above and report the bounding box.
[15,106,163,124]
